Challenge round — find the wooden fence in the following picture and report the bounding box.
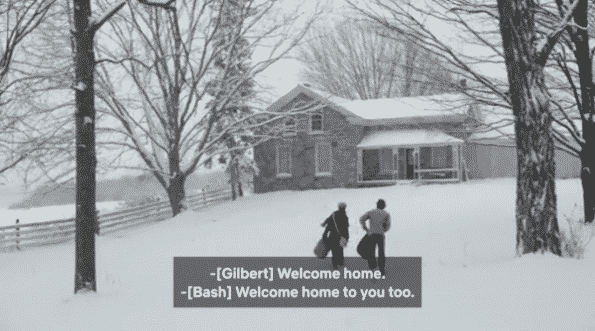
[0,188,232,252]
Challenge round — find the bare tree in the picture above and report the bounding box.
[297,17,458,100]
[68,0,179,294]
[345,0,595,228]
[94,0,323,216]
[348,0,585,255]
[495,0,584,256]
[548,0,595,224]
[0,0,64,181]
[0,0,57,104]
[207,0,256,200]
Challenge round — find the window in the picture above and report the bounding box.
[315,142,332,176]
[420,147,431,169]
[430,145,453,169]
[310,113,323,133]
[296,117,309,131]
[276,145,292,177]
[283,116,296,136]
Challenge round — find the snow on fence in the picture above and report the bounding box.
[0,188,232,251]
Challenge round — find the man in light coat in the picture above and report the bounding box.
[359,199,391,276]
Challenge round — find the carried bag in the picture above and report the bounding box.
[357,234,375,260]
[314,237,330,258]
[332,213,348,248]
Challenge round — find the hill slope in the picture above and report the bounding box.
[10,170,234,209]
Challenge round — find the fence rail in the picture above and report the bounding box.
[0,188,232,251]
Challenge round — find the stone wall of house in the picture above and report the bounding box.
[253,94,364,194]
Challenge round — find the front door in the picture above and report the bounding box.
[405,148,415,180]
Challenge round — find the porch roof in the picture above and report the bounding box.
[356,129,464,149]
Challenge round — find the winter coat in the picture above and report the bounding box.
[359,208,391,235]
[322,210,350,244]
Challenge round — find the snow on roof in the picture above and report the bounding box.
[300,85,351,104]
[267,85,360,119]
[273,85,470,123]
[357,129,464,149]
[338,93,470,120]
[271,85,582,132]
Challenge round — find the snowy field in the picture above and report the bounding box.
[1,178,595,330]
[0,201,125,228]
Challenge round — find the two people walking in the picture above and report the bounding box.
[317,199,391,275]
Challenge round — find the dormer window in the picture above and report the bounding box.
[310,112,323,133]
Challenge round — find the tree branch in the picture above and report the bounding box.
[536,0,581,67]
[138,0,176,10]
[90,1,127,33]
[95,57,152,69]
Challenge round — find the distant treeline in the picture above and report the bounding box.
[10,170,231,209]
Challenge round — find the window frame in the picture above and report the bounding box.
[430,145,453,169]
[276,144,292,178]
[309,112,324,134]
[314,142,333,177]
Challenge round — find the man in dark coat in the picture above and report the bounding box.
[321,202,350,269]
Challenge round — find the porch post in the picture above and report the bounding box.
[357,148,362,182]
[414,147,420,181]
[453,144,460,181]
[392,148,398,181]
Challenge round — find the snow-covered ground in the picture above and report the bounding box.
[1,178,594,330]
[0,201,124,228]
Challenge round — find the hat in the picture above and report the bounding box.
[338,202,347,210]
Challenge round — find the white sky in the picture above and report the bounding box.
[264,0,509,97]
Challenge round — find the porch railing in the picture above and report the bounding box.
[357,167,460,183]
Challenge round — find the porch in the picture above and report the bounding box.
[356,130,464,184]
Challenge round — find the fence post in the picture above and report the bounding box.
[15,219,20,251]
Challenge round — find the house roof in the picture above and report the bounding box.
[356,129,464,149]
[266,84,360,120]
[339,93,470,121]
[269,84,471,125]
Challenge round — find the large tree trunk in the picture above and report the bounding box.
[167,172,187,217]
[230,180,237,201]
[514,101,561,255]
[497,0,561,256]
[567,0,595,224]
[237,162,244,197]
[73,0,98,293]
[581,136,595,223]
[230,159,238,200]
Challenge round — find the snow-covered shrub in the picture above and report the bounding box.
[559,206,594,259]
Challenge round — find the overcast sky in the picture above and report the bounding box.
[1,0,509,189]
[263,0,508,99]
